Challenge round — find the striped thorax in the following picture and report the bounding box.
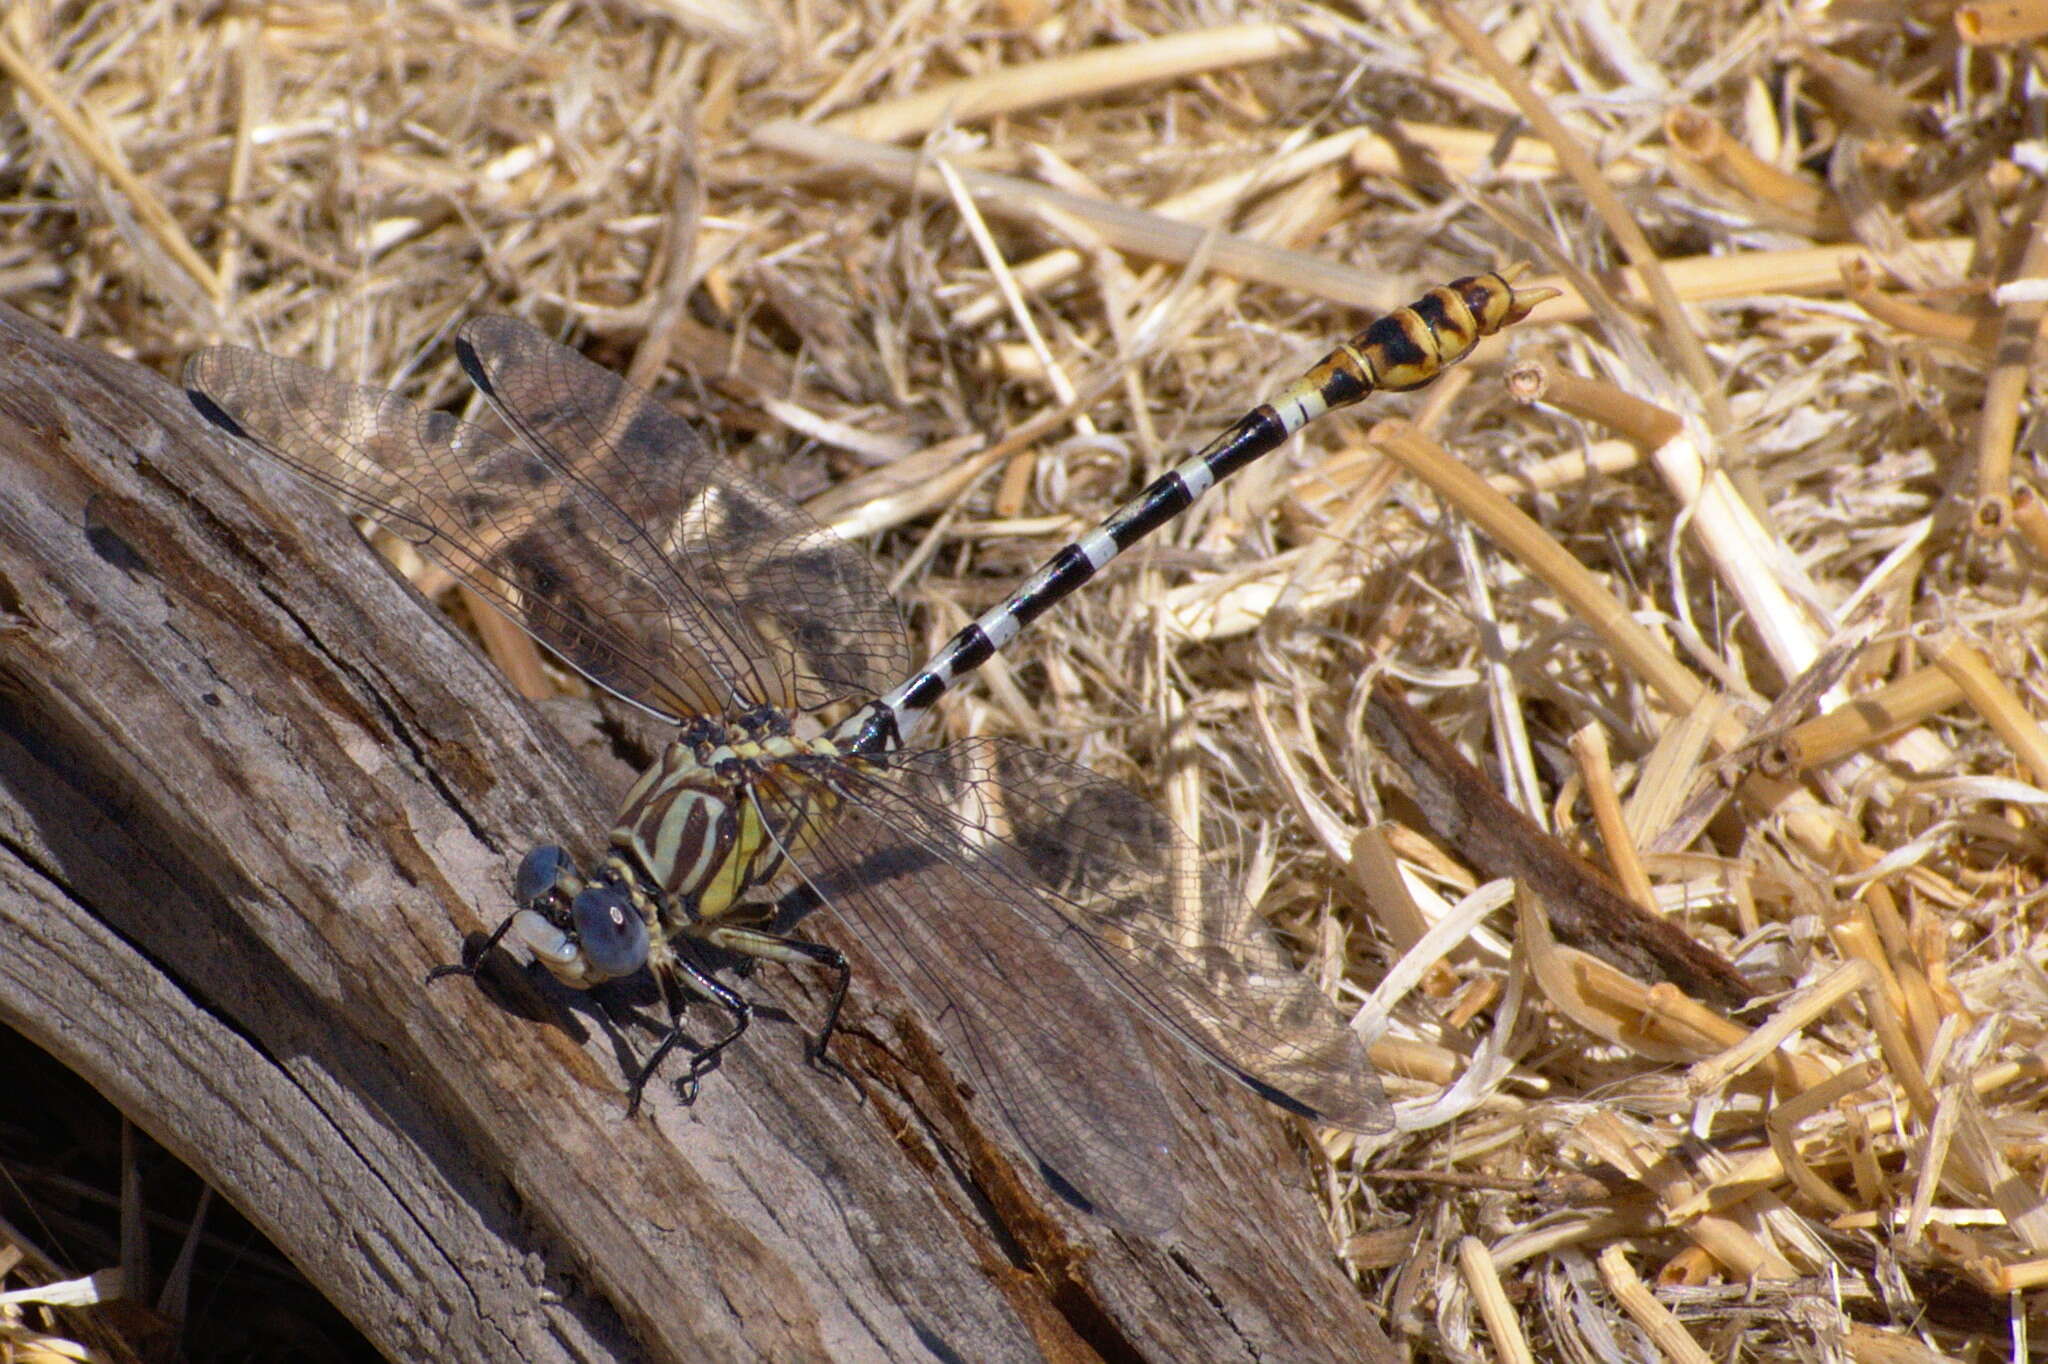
[611,712,846,921]
[504,711,860,993]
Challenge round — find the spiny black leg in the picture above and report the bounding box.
[796,943,852,1072]
[626,958,753,1117]
[424,912,520,985]
[701,925,852,1079]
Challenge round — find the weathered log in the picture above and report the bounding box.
[0,305,1397,1362]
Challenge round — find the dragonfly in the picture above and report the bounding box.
[184,266,1554,1234]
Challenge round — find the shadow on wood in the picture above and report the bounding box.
[0,306,1396,1362]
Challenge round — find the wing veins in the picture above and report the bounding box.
[458,336,777,711]
[755,759,1181,1231]
[814,742,1390,1131]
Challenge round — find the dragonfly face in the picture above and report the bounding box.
[183,273,1549,1232]
[510,844,650,987]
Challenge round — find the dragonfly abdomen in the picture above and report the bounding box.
[874,267,1556,740]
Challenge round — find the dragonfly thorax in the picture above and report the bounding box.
[509,708,857,992]
[609,715,848,925]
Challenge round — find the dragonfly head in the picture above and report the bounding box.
[515,843,577,907]
[508,845,650,987]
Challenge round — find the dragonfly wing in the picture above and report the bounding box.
[185,320,908,718]
[845,739,1392,1135]
[758,757,1183,1234]
[454,316,909,712]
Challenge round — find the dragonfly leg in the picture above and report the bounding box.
[703,926,851,1074]
[423,911,522,985]
[628,954,751,1116]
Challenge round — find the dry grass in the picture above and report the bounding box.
[4,0,2046,1357]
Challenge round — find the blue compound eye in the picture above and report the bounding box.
[516,845,577,908]
[572,885,648,981]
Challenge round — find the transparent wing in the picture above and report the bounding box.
[453,317,909,711]
[184,318,908,718]
[810,739,1391,1136]
[746,735,1387,1226]
[757,753,1183,1234]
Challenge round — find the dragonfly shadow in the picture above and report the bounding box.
[762,844,938,935]
[440,935,735,1104]
[441,930,585,1029]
